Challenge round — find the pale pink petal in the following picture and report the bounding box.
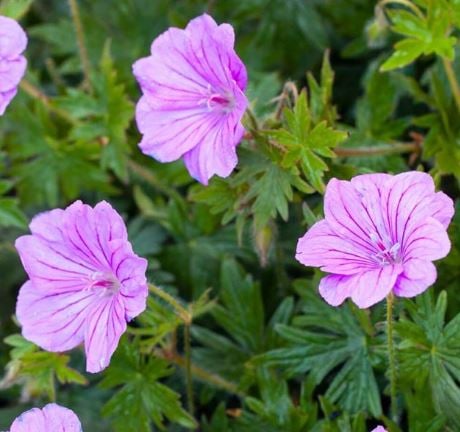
[0,16,27,58]
[430,191,454,228]
[183,117,240,185]
[9,408,46,432]
[29,208,66,241]
[16,281,94,352]
[42,403,82,431]
[0,57,27,92]
[10,403,81,432]
[402,217,451,261]
[111,239,148,320]
[85,295,127,373]
[0,87,17,115]
[380,171,436,244]
[350,264,403,308]
[136,96,215,162]
[371,427,388,432]
[15,235,96,288]
[393,259,436,298]
[318,274,353,306]
[324,178,380,254]
[60,201,126,270]
[296,220,377,275]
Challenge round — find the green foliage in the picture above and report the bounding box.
[258,283,382,417]
[380,1,457,71]
[2,335,87,400]
[397,291,460,429]
[100,338,196,431]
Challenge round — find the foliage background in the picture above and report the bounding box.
[0,0,459,431]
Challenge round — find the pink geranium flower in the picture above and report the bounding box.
[9,403,82,431]
[132,13,248,185]
[15,201,148,373]
[296,172,454,308]
[0,16,27,115]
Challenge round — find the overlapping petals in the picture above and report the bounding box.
[133,13,248,184]
[296,172,454,308]
[15,201,148,373]
[0,16,27,115]
[9,403,82,432]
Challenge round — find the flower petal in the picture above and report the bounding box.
[380,171,436,244]
[10,404,82,432]
[0,16,27,58]
[394,259,436,298]
[349,264,403,308]
[296,220,377,275]
[183,116,241,185]
[402,217,451,261]
[0,87,17,115]
[84,295,127,373]
[10,408,46,432]
[111,239,148,320]
[430,191,454,229]
[318,274,353,307]
[15,235,96,288]
[0,57,27,92]
[324,178,380,254]
[16,281,93,352]
[135,95,213,162]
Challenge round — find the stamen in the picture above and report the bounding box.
[88,272,120,295]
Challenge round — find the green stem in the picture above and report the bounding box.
[20,80,78,125]
[379,0,425,19]
[184,321,195,417]
[68,0,93,92]
[442,58,460,113]
[335,142,418,157]
[386,292,398,422]
[163,352,243,396]
[148,283,191,324]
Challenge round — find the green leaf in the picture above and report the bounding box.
[3,335,87,400]
[0,0,34,19]
[381,38,425,71]
[0,198,28,228]
[257,285,382,417]
[100,338,196,431]
[270,90,346,192]
[396,291,460,429]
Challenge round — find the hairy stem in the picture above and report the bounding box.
[148,283,191,324]
[184,322,194,417]
[68,0,93,92]
[20,80,78,125]
[162,351,243,396]
[442,58,460,113]
[386,292,398,422]
[335,142,419,157]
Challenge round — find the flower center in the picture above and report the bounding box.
[88,272,120,296]
[200,84,235,113]
[370,233,401,266]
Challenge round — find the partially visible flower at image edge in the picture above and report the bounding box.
[296,172,454,308]
[132,13,248,185]
[371,427,387,432]
[8,403,82,432]
[0,16,27,115]
[14,200,148,373]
